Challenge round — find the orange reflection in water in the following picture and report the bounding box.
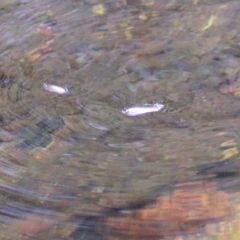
[100,180,237,239]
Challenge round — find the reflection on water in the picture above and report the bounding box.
[0,0,240,239]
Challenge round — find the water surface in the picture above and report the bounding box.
[0,0,240,239]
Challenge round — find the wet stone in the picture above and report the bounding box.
[36,117,64,134]
[0,129,16,142]
[15,117,64,150]
[0,0,20,9]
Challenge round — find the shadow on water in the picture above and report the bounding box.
[0,0,240,239]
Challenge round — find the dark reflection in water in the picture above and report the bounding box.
[0,0,240,239]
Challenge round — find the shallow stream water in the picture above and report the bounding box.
[0,0,240,239]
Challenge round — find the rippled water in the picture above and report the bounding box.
[1,0,240,239]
